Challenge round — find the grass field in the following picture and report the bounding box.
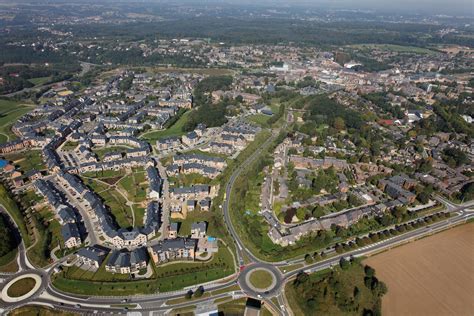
[141,110,191,141]
[247,113,272,127]
[7,277,36,297]
[4,150,46,172]
[117,170,147,203]
[83,169,127,179]
[364,223,474,316]
[93,146,131,160]
[248,269,274,289]
[172,210,217,236]
[133,206,146,227]
[350,44,436,55]
[0,100,33,144]
[168,173,213,187]
[28,76,51,86]
[82,177,133,228]
[100,188,132,228]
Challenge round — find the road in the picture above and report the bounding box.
[0,197,472,314]
[1,127,473,316]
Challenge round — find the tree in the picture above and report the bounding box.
[312,205,325,218]
[460,182,474,201]
[364,265,375,277]
[295,272,310,284]
[417,192,430,204]
[333,117,346,131]
[194,286,204,298]
[185,290,193,299]
[296,208,307,221]
[339,257,350,270]
[306,298,317,309]
[305,254,314,264]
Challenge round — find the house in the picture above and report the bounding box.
[156,136,181,150]
[199,198,211,211]
[142,201,161,238]
[105,248,148,274]
[25,169,42,181]
[168,222,178,239]
[191,222,207,239]
[61,223,81,248]
[186,199,196,211]
[146,166,162,200]
[182,131,199,146]
[77,245,110,269]
[148,238,197,265]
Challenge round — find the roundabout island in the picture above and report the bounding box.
[1,273,43,303]
[238,264,282,298]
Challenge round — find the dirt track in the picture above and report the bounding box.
[364,223,474,316]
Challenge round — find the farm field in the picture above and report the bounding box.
[364,223,474,316]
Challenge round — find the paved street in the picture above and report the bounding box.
[1,152,473,315]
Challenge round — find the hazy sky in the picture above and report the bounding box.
[215,0,474,15]
[305,0,473,15]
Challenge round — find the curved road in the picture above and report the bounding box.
[1,138,473,315]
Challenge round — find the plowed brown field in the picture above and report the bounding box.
[364,223,474,316]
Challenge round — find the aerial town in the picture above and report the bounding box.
[0,1,472,315]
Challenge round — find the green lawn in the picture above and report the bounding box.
[247,114,271,127]
[28,76,51,86]
[0,184,31,247]
[4,150,46,172]
[217,298,247,315]
[101,189,133,228]
[133,206,146,227]
[141,110,191,141]
[117,170,147,203]
[81,177,133,228]
[53,243,235,295]
[61,141,79,151]
[82,169,126,180]
[0,100,33,144]
[168,173,213,187]
[248,269,274,289]
[154,243,235,292]
[7,277,36,297]
[172,210,219,236]
[93,146,131,160]
[27,206,62,268]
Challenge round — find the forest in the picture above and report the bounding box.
[0,213,18,258]
[289,258,387,316]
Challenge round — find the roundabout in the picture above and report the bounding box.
[1,273,43,303]
[238,264,282,298]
